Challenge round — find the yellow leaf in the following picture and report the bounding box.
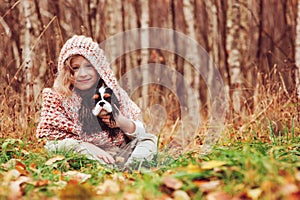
[59,182,94,199]
[201,161,226,170]
[175,164,202,174]
[186,164,202,173]
[247,188,262,200]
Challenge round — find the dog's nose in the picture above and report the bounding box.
[99,102,105,107]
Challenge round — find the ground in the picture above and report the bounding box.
[0,132,299,200]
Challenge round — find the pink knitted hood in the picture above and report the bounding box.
[57,35,141,120]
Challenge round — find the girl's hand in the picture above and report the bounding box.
[96,149,115,164]
[100,114,119,128]
[99,108,136,133]
[82,142,115,164]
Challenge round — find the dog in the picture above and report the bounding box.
[92,79,121,137]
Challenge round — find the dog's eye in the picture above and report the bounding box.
[93,94,99,99]
[104,93,111,98]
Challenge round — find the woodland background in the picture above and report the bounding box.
[0,0,299,142]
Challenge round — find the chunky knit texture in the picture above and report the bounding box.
[36,35,141,147]
[57,35,141,120]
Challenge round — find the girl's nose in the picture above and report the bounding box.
[77,66,88,76]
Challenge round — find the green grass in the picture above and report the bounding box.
[0,134,299,200]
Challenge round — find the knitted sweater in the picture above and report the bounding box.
[36,88,132,148]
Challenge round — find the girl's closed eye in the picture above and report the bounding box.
[72,65,80,71]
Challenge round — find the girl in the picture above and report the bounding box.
[36,35,157,167]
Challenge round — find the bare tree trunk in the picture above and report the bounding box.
[104,0,123,75]
[0,16,20,69]
[173,0,187,113]
[118,1,142,101]
[148,0,176,112]
[95,1,107,42]
[140,0,150,109]
[22,0,33,118]
[226,0,243,118]
[206,0,220,118]
[87,0,94,38]
[295,0,300,98]
[295,0,300,126]
[182,0,201,119]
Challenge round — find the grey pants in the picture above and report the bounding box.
[44,134,157,167]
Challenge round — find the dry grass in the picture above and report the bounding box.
[0,63,299,153]
[224,70,300,144]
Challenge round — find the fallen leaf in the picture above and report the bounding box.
[53,169,61,175]
[233,183,245,192]
[63,170,91,183]
[35,179,51,187]
[247,188,262,200]
[21,149,30,155]
[279,183,298,195]
[59,182,94,199]
[8,176,31,199]
[28,163,38,172]
[122,192,143,200]
[162,177,183,190]
[3,169,21,182]
[26,179,50,187]
[194,180,221,192]
[173,164,202,174]
[173,190,191,200]
[53,180,68,188]
[201,161,227,170]
[96,179,120,195]
[1,158,19,170]
[286,190,300,200]
[206,191,231,200]
[15,161,29,175]
[186,164,202,173]
[45,155,65,166]
[295,171,300,181]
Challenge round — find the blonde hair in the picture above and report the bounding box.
[55,35,141,120]
[53,56,75,97]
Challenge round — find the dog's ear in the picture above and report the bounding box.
[111,92,120,112]
[97,78,106,88]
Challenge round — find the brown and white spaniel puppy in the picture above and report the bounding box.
[92,79,121,137]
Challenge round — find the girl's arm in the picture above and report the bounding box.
[100,114,136,133]
[82,142,115,164]
[100,113,146,140]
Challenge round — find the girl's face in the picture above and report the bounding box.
[71,56,98,91]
